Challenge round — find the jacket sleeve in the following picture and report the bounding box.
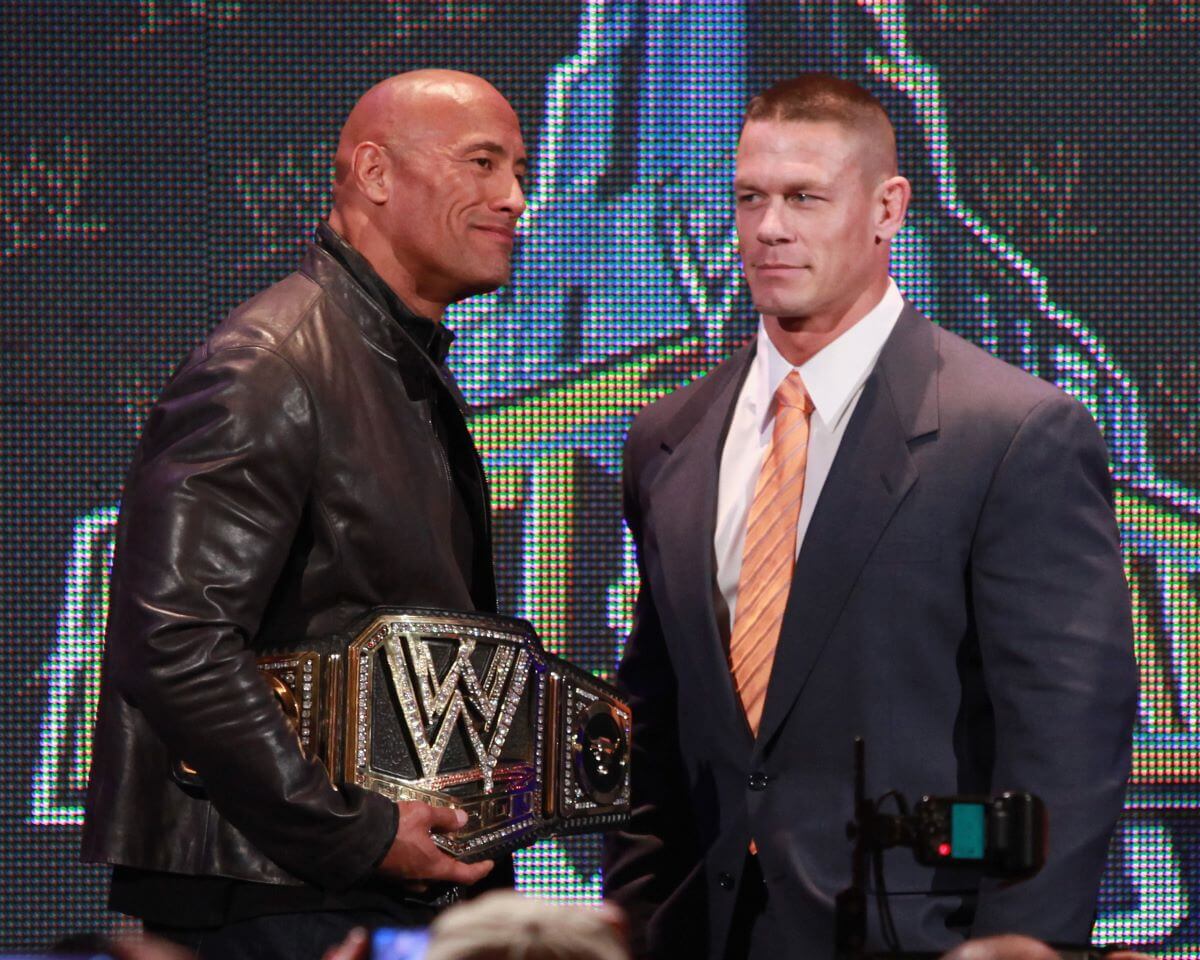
[105,343,396,890]
[968,393,1137,941]
[602,428,701,956]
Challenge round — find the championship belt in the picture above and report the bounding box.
[253,607,631,862]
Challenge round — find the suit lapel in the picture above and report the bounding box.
[755,305,940,750]
[646,343,755,747]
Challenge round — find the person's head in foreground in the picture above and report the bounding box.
[939,934,1154,960]
[423,890,630,960]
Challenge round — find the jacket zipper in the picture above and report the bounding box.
[423,399,454,496]
[422,379,497,611]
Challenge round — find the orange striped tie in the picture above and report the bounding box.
[729,369,813,736]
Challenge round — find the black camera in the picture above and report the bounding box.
[891,791,1046,879]
[836,739,1051,960]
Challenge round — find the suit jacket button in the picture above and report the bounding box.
[718,871,735,890]
[748,771,769,791]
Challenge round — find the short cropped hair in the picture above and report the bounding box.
[745,71,889,128]
[744,72,897,175]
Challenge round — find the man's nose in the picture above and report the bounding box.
[756,200,791,245]
[496,173,526,219]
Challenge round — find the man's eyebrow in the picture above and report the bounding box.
[732,177,759,191]
[462,140,528,167]
[732,176,828,193]
[462,139,505,154]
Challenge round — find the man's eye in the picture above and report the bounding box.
[472,157,493,170]
[790,193,811,203]
[736,193,759,204]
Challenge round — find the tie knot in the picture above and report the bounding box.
[775,370,812,413]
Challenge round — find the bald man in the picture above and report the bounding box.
[603,73,1134,958]
[83,71,527,958]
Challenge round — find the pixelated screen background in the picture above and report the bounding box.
[1,0,1197,953]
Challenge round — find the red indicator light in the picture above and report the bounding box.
[938,842,952,857]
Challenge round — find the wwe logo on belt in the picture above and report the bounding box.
[384,632,530,792]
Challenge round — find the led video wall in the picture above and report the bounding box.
[2,0,1197,954]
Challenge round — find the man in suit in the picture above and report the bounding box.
[602,73,1136,959]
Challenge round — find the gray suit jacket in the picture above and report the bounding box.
[603,303,1136,958]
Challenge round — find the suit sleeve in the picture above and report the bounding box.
[105,344,396,889]
[603,430,701,956]
[968,394,1137,941]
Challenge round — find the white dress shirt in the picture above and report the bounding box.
[714,279,905,641]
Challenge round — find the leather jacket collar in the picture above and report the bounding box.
[305,222,468,413]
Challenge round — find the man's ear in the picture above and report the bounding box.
[876,174,911,242]
[351,141,391,205]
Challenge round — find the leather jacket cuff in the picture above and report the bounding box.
[367,799,400,873]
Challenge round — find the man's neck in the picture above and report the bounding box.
[326,207,447,321]
[761,274,890,367]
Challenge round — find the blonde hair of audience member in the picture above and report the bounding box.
[937,934,1157,960]
[938,935,1061,960]
[424,890,629,960]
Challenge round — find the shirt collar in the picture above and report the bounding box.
[751,278,905,431]
[313,221,456,366]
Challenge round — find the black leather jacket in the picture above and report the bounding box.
[83,228,495,892]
